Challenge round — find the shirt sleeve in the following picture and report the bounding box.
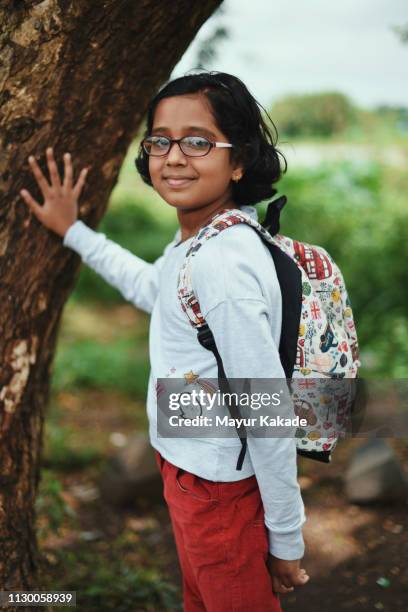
[191,226,306,560]
[63,220,178,314]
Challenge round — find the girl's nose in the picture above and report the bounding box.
[165,142,187,165]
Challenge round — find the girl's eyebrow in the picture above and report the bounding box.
[151,126,217,138]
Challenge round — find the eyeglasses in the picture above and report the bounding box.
[141,135,234,157]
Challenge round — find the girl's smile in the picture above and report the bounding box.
[163,176,198,188]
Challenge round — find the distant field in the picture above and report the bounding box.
[280,142,408,169]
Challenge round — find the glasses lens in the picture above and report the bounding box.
[143,136,170,156]
[180,136,211,156]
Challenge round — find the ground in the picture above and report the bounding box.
[38,388,408,611]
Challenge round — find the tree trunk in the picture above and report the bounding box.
[0,0,222,599]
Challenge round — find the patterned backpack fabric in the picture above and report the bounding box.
[177,200,361,470]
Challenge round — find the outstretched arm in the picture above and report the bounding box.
[20,147,171,313]
[62,220,175,313]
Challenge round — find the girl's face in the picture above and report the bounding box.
[148,93,243,211]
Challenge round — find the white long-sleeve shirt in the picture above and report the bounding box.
[63,205,307,560]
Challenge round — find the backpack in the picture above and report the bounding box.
[177,197,361,470]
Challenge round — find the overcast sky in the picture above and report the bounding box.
[172,0,408,109]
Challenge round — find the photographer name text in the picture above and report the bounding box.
[168,415,308,428]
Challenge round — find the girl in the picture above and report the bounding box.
[21,71,310,612]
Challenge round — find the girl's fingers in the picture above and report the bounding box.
[271,576,294,594]
[28,155,51,197]
[46,147,62,189]
[20,189,44,220]
[63,152,73,189]
[73,166,89,198]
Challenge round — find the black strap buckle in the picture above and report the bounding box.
[197,324,215,350]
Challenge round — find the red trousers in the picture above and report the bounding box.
[155,450,282,612]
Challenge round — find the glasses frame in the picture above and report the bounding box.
[141,135,234,157]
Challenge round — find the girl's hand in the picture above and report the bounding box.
[267,554,310,595]
[20,147,89,238]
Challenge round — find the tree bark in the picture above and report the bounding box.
[0,0,222,599]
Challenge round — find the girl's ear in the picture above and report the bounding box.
[233,143,252,174]
[232,158,245,181]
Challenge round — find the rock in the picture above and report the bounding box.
[344,438,408,504]
[98,432,163,507]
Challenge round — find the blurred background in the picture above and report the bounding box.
[38,1,408,609]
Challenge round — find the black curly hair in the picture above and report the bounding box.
[135,70,287,207]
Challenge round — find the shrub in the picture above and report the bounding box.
[271,92,356,138]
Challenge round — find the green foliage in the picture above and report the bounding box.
[41,545,181,612]
[345,106,408,143]
[194,26,228,69]
[190,4,228,70]
[72,198,178,304]
[265,160,408,376]
[78,559,181,611]
[42,419,102,471]
[392,22,408,44]
[271,92,356,138]
[52,338,150,398]
[35,469,78,538]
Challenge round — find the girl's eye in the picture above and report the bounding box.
[183,137,210,150]
[180,137,211,156]
[151,137,170,149]
[143,136,170,155]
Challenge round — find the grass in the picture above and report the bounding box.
[38,544,181,611]
[52,303,150,398]
[36,467,181,611]
[52,337,150,398]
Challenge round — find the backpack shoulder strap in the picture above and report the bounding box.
[178,208,271,326]
[177,206,303,376]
